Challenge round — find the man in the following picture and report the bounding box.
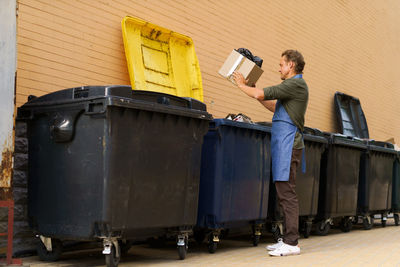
[232,50,308,257]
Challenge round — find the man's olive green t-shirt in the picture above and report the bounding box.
[263,77,309,149]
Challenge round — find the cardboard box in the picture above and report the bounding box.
[218,50,264,86]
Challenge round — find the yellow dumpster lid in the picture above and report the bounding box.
[121,16,204,102]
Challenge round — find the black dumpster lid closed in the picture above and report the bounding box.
[18,86,212,120]
[324,132,367,149]
[365,140,398,154]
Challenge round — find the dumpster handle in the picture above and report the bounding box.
[208,122,223,142]
[50,109,83,143]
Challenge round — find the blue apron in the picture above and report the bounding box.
[271,74,306,182]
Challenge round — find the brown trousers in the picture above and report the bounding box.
[275,148,302,246]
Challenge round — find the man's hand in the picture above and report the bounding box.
[232,71,248,87]
[231,71,274,113]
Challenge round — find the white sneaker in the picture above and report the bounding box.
[266,238,284,251]
[268,243,300,256]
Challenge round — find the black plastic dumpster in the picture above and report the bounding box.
[17,86,212,266]
[393,152,400,226]
[195,119,271,253]
[357,141,397,229]
[316,133,367,235]
[264,126,327,239]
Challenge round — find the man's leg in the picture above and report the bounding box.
[275,148,302,246]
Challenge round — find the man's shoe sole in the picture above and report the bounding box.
[268,250,300,257]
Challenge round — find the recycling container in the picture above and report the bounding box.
[358,141,398,229]
[393,152,400,226]
[316,133,367,235]
[195,119,271,253]
[265,127,327,239]
[17,85,212,266]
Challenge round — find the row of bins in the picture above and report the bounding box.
[17,87,400,267]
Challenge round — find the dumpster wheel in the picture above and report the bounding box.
[381,214,387,228]
[303,221,312,238]
[362,216,374,230]
[105,244,120,267]
[252,223,262,246]
[177,234,188,260]
[340,217,353,233]
[252,235,260,246]
[394,214,399,226]
[207,234,219,254]
[37,237,62,262]
[315,221,330,236]
[177,245,187,260]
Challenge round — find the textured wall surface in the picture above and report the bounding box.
[16,0,400,141]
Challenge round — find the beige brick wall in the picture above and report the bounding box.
[16,0,400,143]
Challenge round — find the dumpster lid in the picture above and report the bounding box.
[334,92,369,139]
[365,140,398,154]
[256,121,272,128]
[24,85,133,105]
[121,16,203,101]
[214,119,271,132]
[324,132,367,149]
[18,86,213,120]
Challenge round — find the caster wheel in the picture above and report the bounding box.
[252,235,260,246]
[208,240,217,253]
[394,214,399,226]
[178,245,187,260]
[381,214,387,228]
[177,236,188,260]
[37,238,63,262]
[363,216,374,230]
[207,234,218,254]
[340,217,353,233]
[303,222,312,238]
[315,221,330,236]
[105,244,120,267]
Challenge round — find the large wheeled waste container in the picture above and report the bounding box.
[393,152,400,226]
[17,85,212,267]
[264,126,327,239]
[315,133,367,235]
[195,119,271,253]
[357,141,398,229]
